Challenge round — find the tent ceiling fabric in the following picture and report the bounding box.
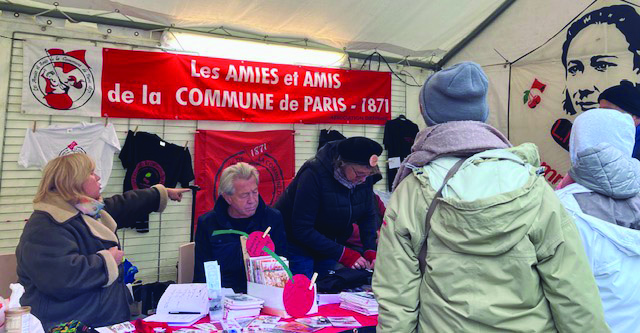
[25,0,507,64]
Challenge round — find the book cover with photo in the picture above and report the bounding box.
[259,258,290,288]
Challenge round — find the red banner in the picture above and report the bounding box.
[101,49,391,124]
[193,130,295,228]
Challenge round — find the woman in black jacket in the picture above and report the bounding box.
[15,153,188,330]
[274,137,382,278]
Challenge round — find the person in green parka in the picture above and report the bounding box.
[373,61,609,332]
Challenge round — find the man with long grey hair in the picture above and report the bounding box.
[194,162,286,293]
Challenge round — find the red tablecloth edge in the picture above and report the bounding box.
[135,304,377,332]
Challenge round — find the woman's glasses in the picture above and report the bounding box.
[349,165,373,178]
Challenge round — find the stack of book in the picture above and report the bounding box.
[246,255,290,287]
[222,294,265,319]
[339,291,378,316]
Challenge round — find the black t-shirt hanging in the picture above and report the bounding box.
[383,116,419,191]
[119,130,195,231]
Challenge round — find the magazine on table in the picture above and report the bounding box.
[223,294,265,308]
[294,316,333,328]
[223,306,261,319]
[327,316,361,327]
[339,291,377,306]
[339,302,378,316]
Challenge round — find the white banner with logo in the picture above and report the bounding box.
[22,39,102,117]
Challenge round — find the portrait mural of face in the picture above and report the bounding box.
[509,2,640,185]
[561,4,640,116]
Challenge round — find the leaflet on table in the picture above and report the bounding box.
[247,315,280,329]
[193,323,219,331]
[204,261,222,293]
[143,283,208,325]
[204,261,223,320]
[219,318,243,330]
[327,316,361,327]
[172,329,208,333]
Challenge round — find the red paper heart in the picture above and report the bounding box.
[246,231,275,257]
[283,274,315,318]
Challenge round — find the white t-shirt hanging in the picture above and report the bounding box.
[19,122,121,191]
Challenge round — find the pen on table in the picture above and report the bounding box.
[168,311,200,314]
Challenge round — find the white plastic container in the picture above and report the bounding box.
[5,306,30,333]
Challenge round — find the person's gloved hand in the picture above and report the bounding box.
[339,247,365,269]
[364,250,376,262]
[364,250,376,269]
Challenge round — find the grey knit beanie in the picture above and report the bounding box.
[419,61,489,126]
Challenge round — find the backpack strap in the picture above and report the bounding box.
[418,158,467,275]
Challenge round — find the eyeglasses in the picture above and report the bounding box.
[349,165,373,178]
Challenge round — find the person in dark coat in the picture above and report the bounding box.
[194,162,286,293]
[15,153,189,330]
[598,81,640,159]
[274,136,382,278]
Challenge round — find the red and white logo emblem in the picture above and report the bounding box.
[28,48,95,110]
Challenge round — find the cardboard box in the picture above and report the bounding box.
[241,235,318,318]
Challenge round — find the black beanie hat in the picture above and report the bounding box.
[337,137,383,166]
[598,81,640,117]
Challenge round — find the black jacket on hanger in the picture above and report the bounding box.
[383,115,419,191]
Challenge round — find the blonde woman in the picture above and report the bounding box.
[15,153,188,330]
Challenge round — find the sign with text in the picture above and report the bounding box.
[21,39,392,125]
[102,49,391,124]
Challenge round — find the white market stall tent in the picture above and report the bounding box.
[0,0,628,283]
